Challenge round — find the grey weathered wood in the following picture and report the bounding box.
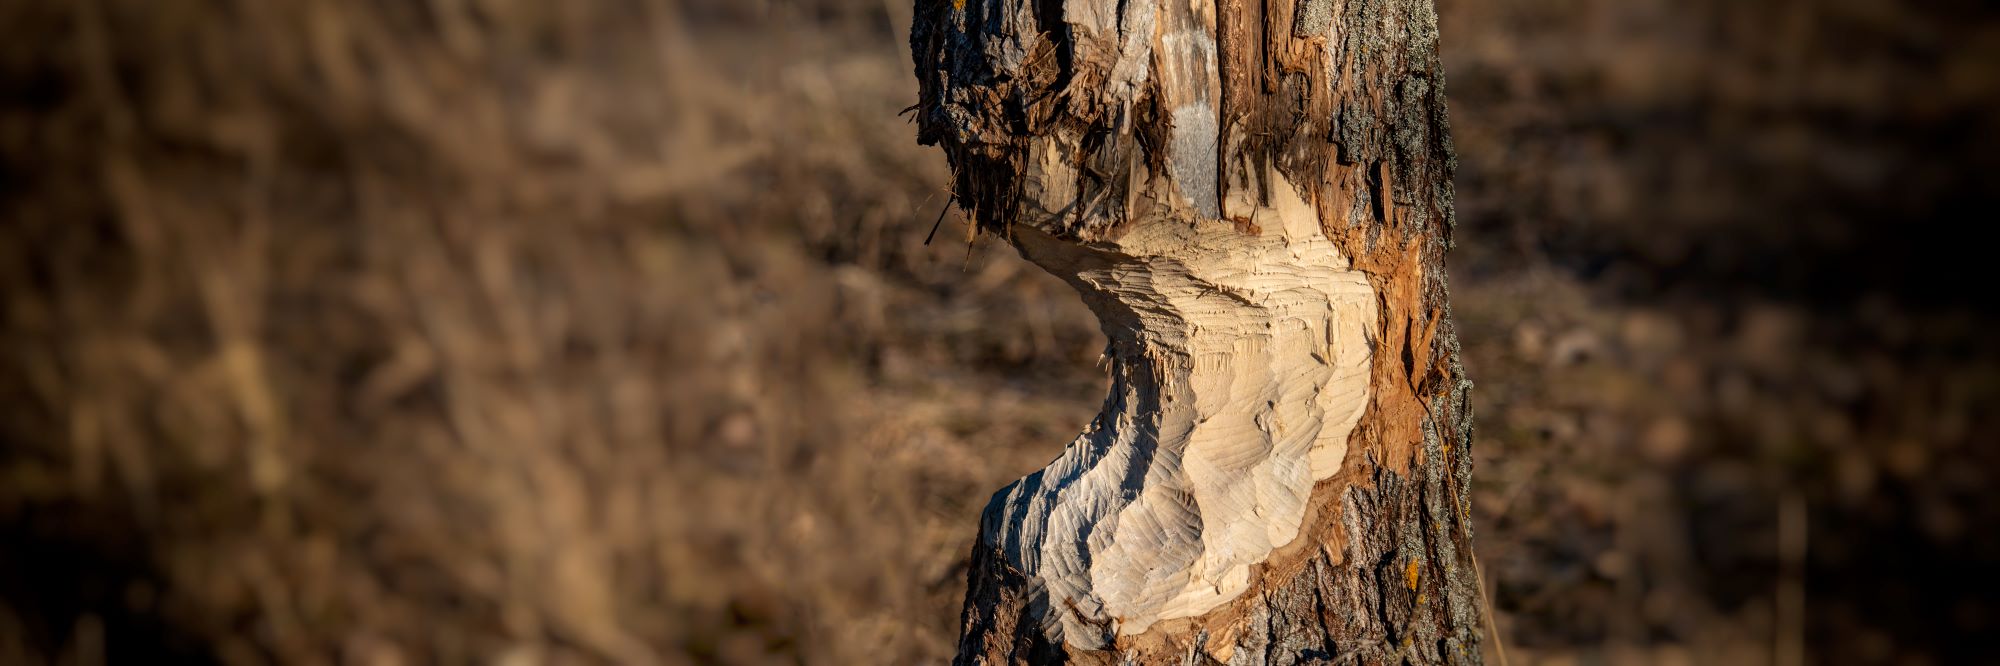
[913,0,1479,663]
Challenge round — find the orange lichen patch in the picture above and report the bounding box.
[1405,559,1421,591]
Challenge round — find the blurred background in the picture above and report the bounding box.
[1,0,1995,664]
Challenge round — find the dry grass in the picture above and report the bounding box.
[1,1,1103,663]
[1,0,1995,664]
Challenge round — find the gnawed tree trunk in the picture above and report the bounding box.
[911,0,1478,663]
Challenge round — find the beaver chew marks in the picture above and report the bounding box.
[986,176,1377,649]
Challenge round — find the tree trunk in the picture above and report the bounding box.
[911,0,1478,663]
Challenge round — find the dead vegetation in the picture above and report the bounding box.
[0,0,1995,664]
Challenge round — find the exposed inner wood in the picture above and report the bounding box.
[992,176,1375,648]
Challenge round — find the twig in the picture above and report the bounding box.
[925,194,956,245]
[1472,554,1512,666]
[1776,492,1808,666]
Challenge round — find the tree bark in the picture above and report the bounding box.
[912,0,1478,663]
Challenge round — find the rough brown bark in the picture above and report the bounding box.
[912,0,1478,663]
